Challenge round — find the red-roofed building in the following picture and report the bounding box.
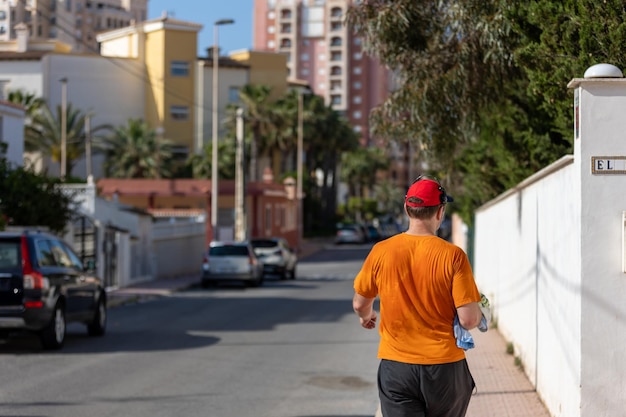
[96,177,298,249]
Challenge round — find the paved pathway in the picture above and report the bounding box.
[464,328,551,416]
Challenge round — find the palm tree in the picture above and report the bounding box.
[187,140,236,180]
[235,84,277,182]
[6,89,44,122]
[25,102,111,177]
[97,119,174,178]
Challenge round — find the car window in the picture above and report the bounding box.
[0,241,20,268]
[61,241,85,270]
[209,246,250,256]
[36,240,57,266]
[49,240,74,267]
[251,240,277,248]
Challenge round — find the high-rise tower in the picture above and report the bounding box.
[253,0,392,147]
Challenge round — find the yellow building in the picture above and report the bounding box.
[97,16,201,157]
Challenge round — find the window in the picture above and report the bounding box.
[354,125,362,133]
[331,7,343,18]
[330,66,342,76]
[170,105,189,121]
[353,96,362,104]
[281,23,292,33]
[331,95,342,105]
[353,52,362,60]
[353,81,362,90]
[268,40,275,48]
[280,9,292,19]
[330,80,341,91]
[171,61,189,77]
[331,51,342,61]
[300,52,309,61]
[301,68,309,76]
[331,37,342,47]
[353,111,362,119]
[36,240,56,267]
[353,67,362,75]
[330,21,342,31]
[228,86,240,102]
[268,26,275,33]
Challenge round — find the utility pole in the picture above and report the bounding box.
[234,108,246,241]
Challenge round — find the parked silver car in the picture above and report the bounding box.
[334,224,367,244]
[251,238,297,280]
[201,241,264,288]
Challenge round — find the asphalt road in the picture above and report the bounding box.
[0,243,380,417]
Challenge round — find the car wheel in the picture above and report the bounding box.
[88,294,107,336]
[201,279,217,288]
[40,302,66,350]
[247,273,264,288]
[279,269,288,280]
[289,265,296,280]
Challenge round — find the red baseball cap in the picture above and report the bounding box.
[405,178,453,207]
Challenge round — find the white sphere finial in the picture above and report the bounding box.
[584,63,623,78]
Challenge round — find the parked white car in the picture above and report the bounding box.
[251,238,297,280]
[201,241,264,288]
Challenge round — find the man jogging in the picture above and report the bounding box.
[353,176,483,417]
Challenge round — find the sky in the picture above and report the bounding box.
[147,0,255,56]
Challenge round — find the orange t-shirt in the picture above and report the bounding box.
[353,233,481,365]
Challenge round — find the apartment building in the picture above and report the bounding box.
[0,0,147,53]
[253,0,391,146]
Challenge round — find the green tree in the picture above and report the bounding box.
[346,1,626,224]
[25,102,111,177]
[340,146,390,222]
[0,156,73,233]
[6,89,44,122]
[186,139,236,180]
[98,119,174,178]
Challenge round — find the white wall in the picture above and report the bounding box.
[0,100,25,166]
[42,53,145,178]
[572,79,626,417]
[475,73,626,417]
[0,60,44,97]
[474,156,581,417]
[195,61,249,153]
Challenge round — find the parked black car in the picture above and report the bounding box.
[0,230,107,350]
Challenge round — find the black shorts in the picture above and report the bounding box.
[378,358,475,417]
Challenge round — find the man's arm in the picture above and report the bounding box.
[457,302,482,330]
[353,292,377,329]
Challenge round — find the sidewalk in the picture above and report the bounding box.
[464,329,550,417]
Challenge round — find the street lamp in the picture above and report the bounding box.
[59,77,67,179]
[211,18,235,241]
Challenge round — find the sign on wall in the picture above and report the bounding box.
[591,156,626,174]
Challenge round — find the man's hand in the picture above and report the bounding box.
[353,292,377,330]
[359,310,377,329]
